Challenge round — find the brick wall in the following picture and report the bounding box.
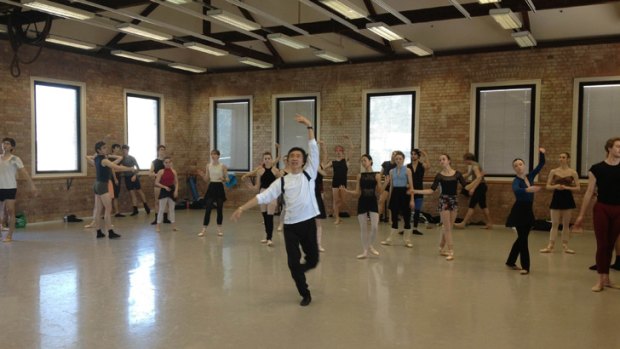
[2,40,619,228]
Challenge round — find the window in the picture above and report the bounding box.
[576,79,620,177]
[275,95,318,168]
[126,92,162,170]
[213,98,251,171]
[364,91,416,171]
[473,82,538,177]
[32,79,84,176]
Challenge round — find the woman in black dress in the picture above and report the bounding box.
[540,152,579,254]
[342,154,383,259]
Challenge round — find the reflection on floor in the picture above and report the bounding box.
[1,210,618,349]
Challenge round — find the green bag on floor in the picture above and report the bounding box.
[15,213,26,228]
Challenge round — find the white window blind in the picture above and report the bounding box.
[477,87,534,176]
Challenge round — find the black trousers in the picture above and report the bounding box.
[262,212,274,240]
[284,218,319,297]
[506,225,531,271]
[203,197,224,226]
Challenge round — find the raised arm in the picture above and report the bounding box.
[273,143,281,164]
[530,148,546,180]
[344,135,353,164]
[296,114,318,177]
[420,150,431,170]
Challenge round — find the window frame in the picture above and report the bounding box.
[471,80,541,179]
[362,88,419,171]
[30,77,87,178]
[573,77,620,178]
[210,96,253,172]
[273,94,320,167]
[124,90,164,173]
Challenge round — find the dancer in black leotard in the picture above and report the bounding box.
[324,136,353,224]
[540,152,579,254]
[342,154,383,259]
[414,154,481,261]
[242,152,281,246]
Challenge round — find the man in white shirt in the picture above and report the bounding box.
[232,115,319,306]
[0,138,37,242]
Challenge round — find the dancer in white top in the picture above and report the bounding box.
[232,115,319,306]
[0,138,37,242]
[198,150,229,237]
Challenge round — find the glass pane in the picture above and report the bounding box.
[215,101,249,171]
[277,99,316,168]
[127,96,159,170]
[581,84,620,176]
[35,84,79,172]
[478,88,532,176]
[368,94,413,172]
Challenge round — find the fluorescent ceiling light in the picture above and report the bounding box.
[489,8,522,29]
[116,23,173,41]
[314,50,347,63]
[370,0,410,24]
[111,50,158,63]
[512,30,537,47]
[478,0,500,3]
[366,22,404,41]
[267,33,309,49]
[22,0,95,20]
[238,57,273,69]
[448,0,471,19]
[184,42,228,56]
[402,42,433,56]
[168,63,207,73]
[163,0,190,4]
[0,24,7,33]
[298,0,359,32]
[319,0,366,19]
[45,35,97,50]
[226,0,310,36]
[207,9,261,31]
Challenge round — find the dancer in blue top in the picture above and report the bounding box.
[505,148,546,274]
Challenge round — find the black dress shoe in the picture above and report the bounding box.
[96,230,105,238]
[114,213,125,218]
[412,229,423,235]
[300,294,312,307]
[589,264,597,271]
[108,230,121,239]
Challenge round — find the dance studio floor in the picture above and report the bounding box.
[1,210,618,349]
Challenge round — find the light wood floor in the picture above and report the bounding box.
[1,209,618,349]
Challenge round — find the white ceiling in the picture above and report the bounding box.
[1,0,620,73]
